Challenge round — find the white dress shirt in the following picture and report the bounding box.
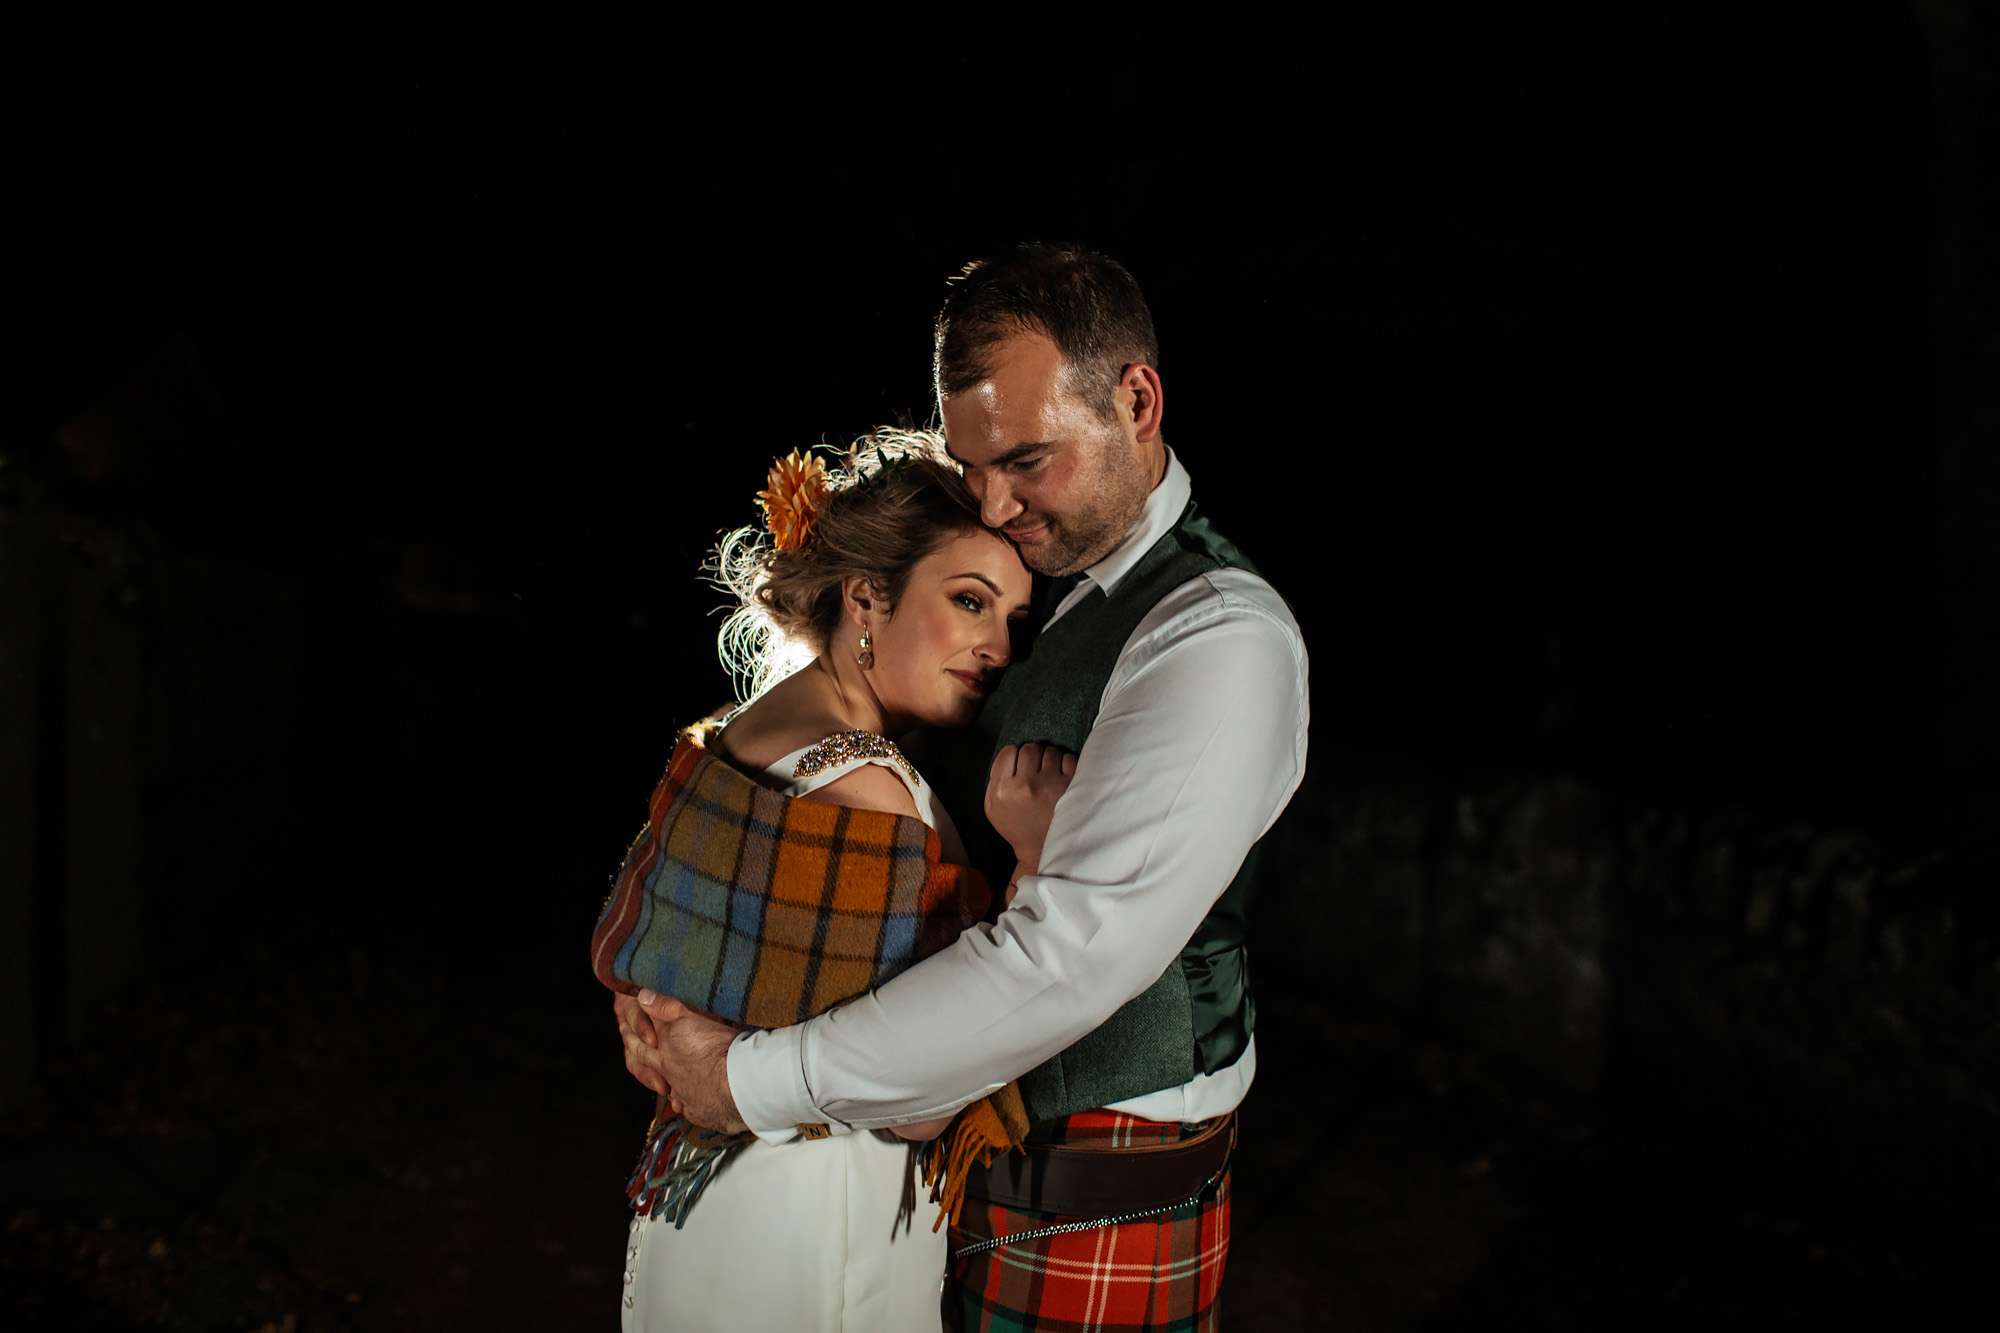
[727,449,1311,1140]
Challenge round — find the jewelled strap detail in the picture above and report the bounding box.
[792,730,921,788]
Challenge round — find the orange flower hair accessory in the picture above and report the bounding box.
[756,449,831,553]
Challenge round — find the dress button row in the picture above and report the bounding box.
[624,1216,643,1312]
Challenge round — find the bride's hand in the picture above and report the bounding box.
[985,741,1077,876]
[890,1114,954,1142]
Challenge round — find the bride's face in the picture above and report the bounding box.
[869,528,1032,729]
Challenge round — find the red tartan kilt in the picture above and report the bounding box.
[943,1110,1232,1333]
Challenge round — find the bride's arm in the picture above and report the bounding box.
[639,741,1087,1137]
[873,746,1075,1143]
[798,761,946,1140]
[987,742,1078,907]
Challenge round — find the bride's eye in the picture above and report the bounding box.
[954,592,984,613]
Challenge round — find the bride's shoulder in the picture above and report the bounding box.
[722,737,923,831]
[705,675,862,775]
[709,716,816,774]
[794,758,923,821]
[720,720,922,820]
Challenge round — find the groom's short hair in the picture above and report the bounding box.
[933,243,1159,424]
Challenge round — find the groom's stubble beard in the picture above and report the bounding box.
[1022,418,1155,578]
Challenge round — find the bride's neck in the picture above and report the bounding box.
[809,652,904,736]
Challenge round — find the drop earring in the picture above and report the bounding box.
[856,631,874,669]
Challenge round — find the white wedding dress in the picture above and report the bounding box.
[619,736,965,1332]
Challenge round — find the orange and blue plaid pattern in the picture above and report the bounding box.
[591,733,991,1025]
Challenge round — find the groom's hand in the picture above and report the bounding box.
[635,990,749,1135]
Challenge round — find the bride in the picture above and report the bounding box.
[595,432,1073,1331]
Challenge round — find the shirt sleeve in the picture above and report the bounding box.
[726,571,1310,1133]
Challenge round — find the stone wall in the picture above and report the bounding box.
[1254,755,1999,1198]
[0,479,301,1109]
[0,513,44,1109]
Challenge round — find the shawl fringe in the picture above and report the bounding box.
[920,1083,1031,1231]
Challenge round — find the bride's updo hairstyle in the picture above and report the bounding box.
[711,429,984,700]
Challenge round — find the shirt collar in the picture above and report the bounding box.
[1077,446,1191,599]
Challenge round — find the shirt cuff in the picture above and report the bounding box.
[726,1023,829,1145]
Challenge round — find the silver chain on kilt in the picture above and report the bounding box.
[948,1163,1229,1260]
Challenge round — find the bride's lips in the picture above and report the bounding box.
[947,670,990,696]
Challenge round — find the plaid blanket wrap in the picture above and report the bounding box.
[944,1110,1233,1333]
[591,731,1024,1226]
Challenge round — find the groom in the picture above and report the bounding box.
[620,243,1308,1329]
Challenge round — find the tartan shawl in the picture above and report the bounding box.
[591,731,989,1019]
[592,730,1028,1228]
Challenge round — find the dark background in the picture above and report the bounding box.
[4,7,1996,1329]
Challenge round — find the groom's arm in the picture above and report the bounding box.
[724,570,1309,1135]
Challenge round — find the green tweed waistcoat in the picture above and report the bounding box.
[941,499,1270,1127]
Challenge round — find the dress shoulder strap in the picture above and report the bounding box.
[783,731,926,800]
[769,730,968,862]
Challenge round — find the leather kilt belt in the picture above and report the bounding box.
[963,1111,1237,1219]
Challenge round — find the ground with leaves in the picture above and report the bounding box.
[3,928,1986,1330]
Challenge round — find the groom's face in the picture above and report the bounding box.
[941,331,1153,578]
